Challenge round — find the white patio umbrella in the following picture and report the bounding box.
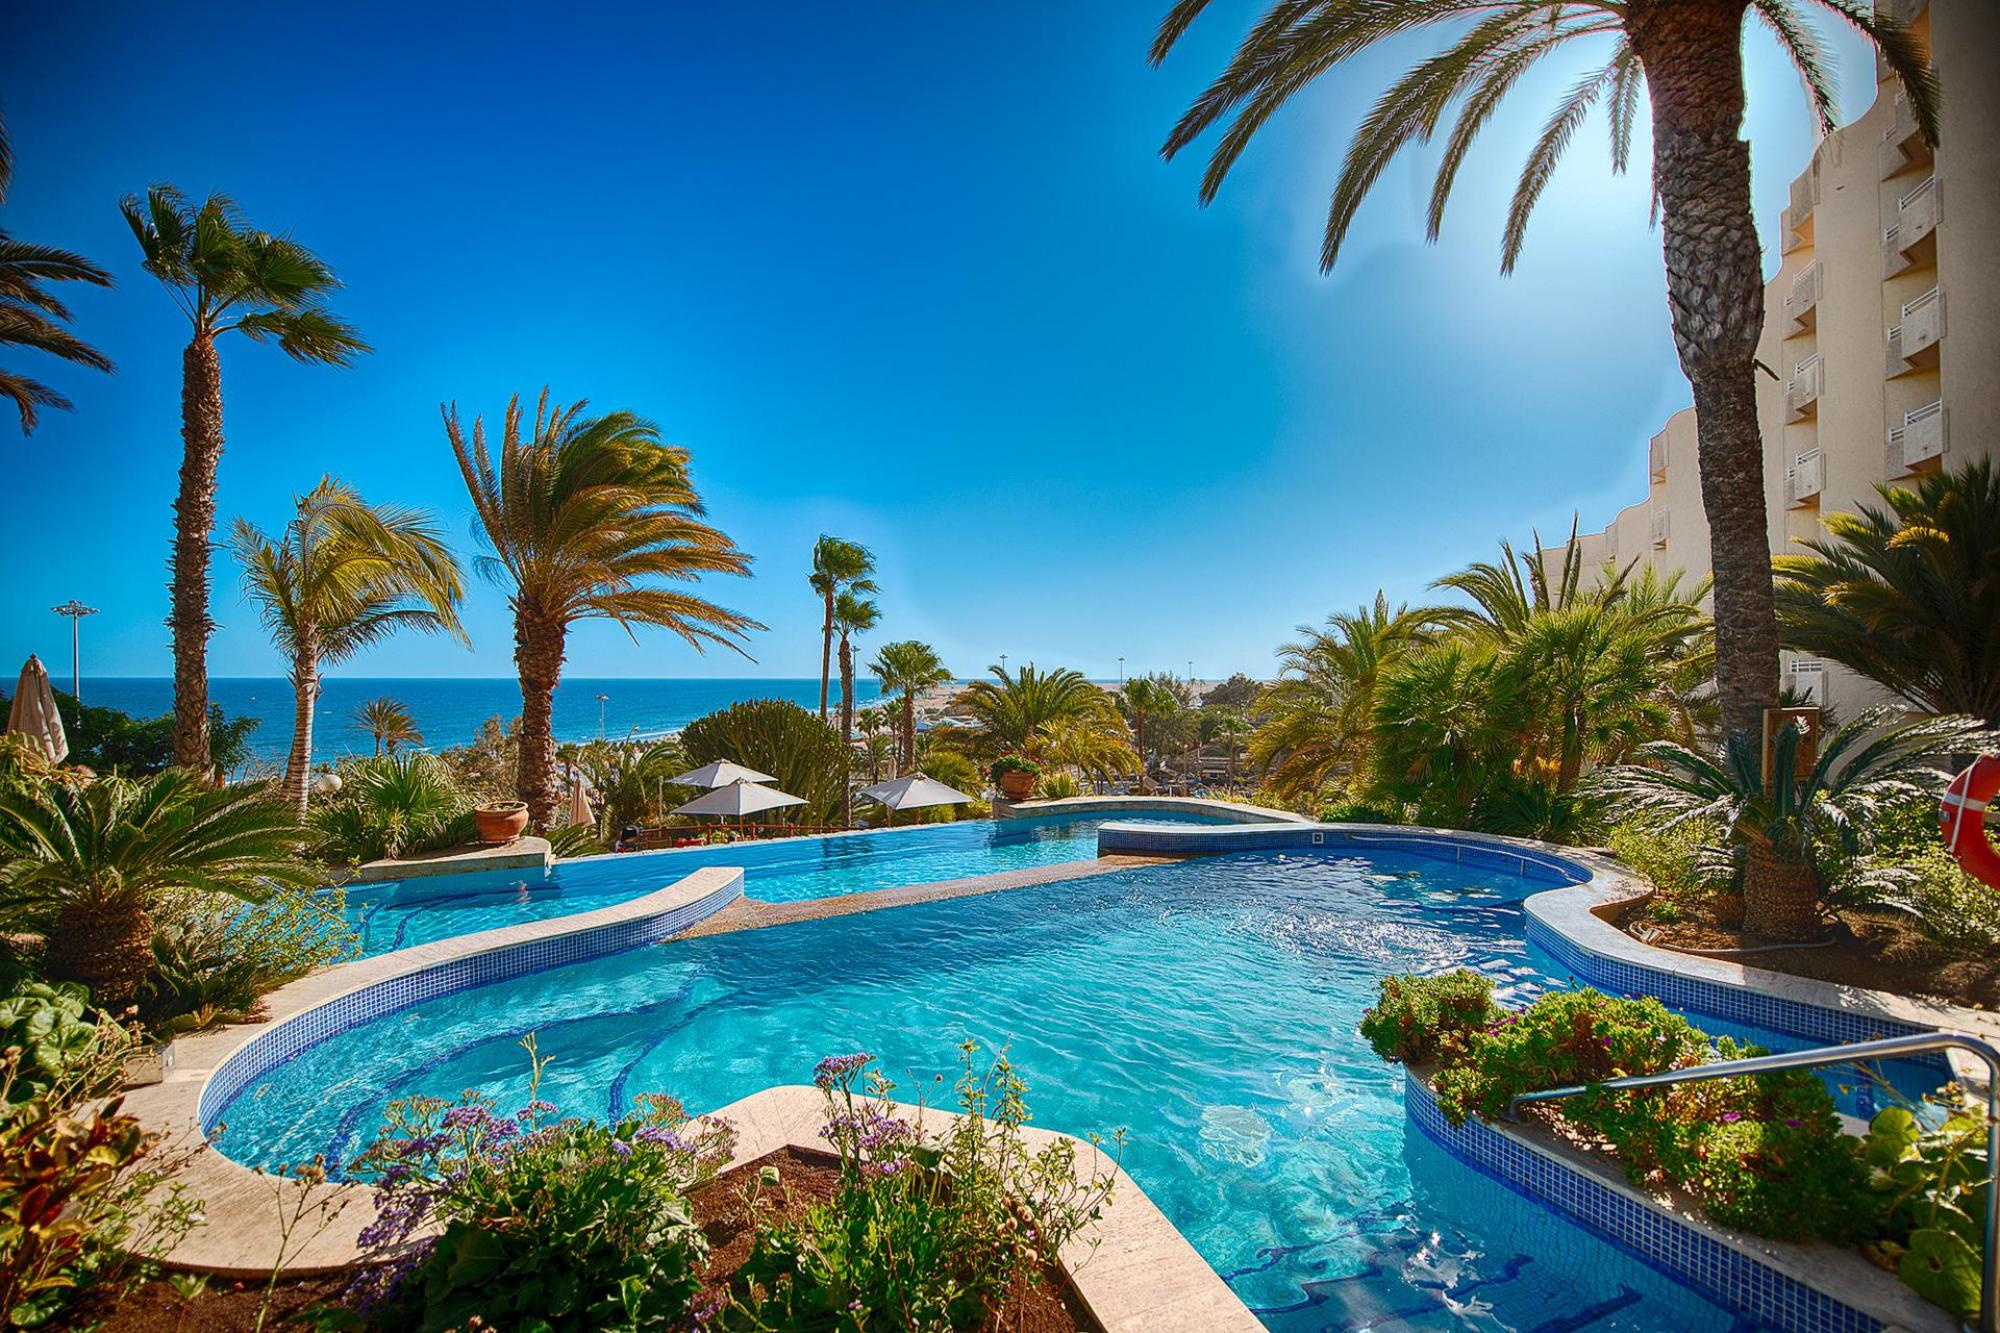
[565,773,597,829]
[7,655,67,764]
[859,773,974,816]
[672,778,806,819]
[667,759,778,789]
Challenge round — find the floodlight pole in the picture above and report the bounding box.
[51,600,97,703]
[596,692,609,741]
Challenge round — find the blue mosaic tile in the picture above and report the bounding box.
[1405,1073,1887,1333]
[197,874,741,1133]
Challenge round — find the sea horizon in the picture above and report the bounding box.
[66,676,893,768]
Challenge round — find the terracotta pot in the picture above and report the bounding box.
[997,770,1036,800]
[474,801,530,844]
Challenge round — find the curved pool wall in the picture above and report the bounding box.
[1096,819,1591,886]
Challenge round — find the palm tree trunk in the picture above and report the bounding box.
[283,646,319,819]
[819,593,834,722]
[170,333,223,773]
[1136,714,1148,794]
[47,896,154,1013]
[1740,841,1821,941]
[1629,1,1779,747]
[901,692,916,775]
[515,609,566,829]
[839,635,856,825]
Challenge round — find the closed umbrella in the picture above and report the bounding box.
[566,774,597,829]
[7,656,67,764]
[672,778,806,838]
[667,759,778,789]
[859,773,973,819]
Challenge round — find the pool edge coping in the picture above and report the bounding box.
[120,864,746,1274]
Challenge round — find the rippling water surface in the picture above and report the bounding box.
[232,849,1791,1330]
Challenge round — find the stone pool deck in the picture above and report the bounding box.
[683,851,1188,937]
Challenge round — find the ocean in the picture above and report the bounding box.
[74,677,888,767]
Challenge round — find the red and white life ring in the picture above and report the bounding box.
[1941,755,2000,890]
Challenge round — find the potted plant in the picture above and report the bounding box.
[989,754,1041,801]
[473,799,530,844]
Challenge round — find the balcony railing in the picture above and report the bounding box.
[1898,174,1942,248]
[1879,90,1930,178]
[1888,397,1948,471]
[1785,353,1824,419]
[1783,260,1822,333]
[1786,449,1824,506]
[1888,286,1945,374]
[1780,166,1819,252]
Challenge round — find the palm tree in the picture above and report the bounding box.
[833,591,879,823]
[0,114,115,433]
[1120,675,1183,793]
[0,770,315,1010]
[1249,594,1425,803]
[1775,460,2000,728]
[1149,0,1935,802]
[810,537,877,723]
[856,708,895,782]
[447,390,758,827]
[231,480,466,816]
[122,186,370,771]
[955,664,1115,755]
[354,696,424,756]
[1034,714,1140,786]
[869,639,953,773]
[1598,708,1991,940]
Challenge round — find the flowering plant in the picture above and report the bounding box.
[347,1035,736,1332]
[723,1043,1119,1330]
[986,754,1041,783]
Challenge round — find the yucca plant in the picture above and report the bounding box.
[123,186,369,771]
[447,390,758,827]
[1595,708,1993,941]
[0,771,315,1011]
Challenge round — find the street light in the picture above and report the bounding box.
[50,600,97,703]
[596,692,610,741]
[999,653,1008,676]
[1118,655,1125,684]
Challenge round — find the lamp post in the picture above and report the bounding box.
[596,692,609,742]
[1118,655,1125,685]
[999,653,1008,677]
[51,600,96,703]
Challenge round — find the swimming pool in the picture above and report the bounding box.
[225,846,1886,1329]
[339,812,1226,955]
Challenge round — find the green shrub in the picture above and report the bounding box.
[987,754,1041,783]
[724,1045,1117,1331]
[1316,798,1402,825]
[1608,816,1729,917]
[1037,770,1084,801]
[1358,970,1494,1064]
[351,1037,734,1331]
[1862,1087,1991,1319]
[0,983,122,1106]
[141,885,357,1036]
[680,700,850,826]
[309,753,472,864]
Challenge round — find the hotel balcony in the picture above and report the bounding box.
[1650,508,1671,549]
[1899,174,1942,246]
[1878,92,1931,179]
[1783,261,1822,335]
[1785,449,1824,508]
[1785,353,1824,421]
[1647,436,1667,484]
[1781,167,1819,253]
[1887,398,1947,473]
[1885,286,1944,375]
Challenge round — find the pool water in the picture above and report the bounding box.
[339,813,1225,955]
[225,847,1873,1329]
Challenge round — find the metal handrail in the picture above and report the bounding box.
[1504,1030,2000,1333]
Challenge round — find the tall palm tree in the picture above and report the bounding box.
[0,113,115,432]
[1149,0,1935,796]
[231,480,466,815]
[832,591,879,823]
[354,696,424,756]
[955,664,1114,755]
[1775,460,2000,728]
[0,770,315,1010]
[447,390,758,827]
[810,537,877,723]
[1120,675,1182,794]
[122,186,369,771]
[869,639,953,773]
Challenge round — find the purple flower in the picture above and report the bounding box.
[634,1125,688,1152]
[1784,1118,1802,1129]
[1720,1111,1743,1123]
[610,1138,632,1158]
[813,1053,873,1088]
[440,1105,491,1131]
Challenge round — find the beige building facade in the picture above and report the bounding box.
[1555,0,1998,717]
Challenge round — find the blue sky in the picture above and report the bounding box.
[1,2,1870,683]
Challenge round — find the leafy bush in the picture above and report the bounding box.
[1358,970,1494,1064]
[680,700,850,826]
[0,987,198,1326]
[1862,1087,1991,1319]
[309,752,472,864]
[1370,981,1872,1244]
[1315,798,1402,825]
[140,884,356,1036]
[350,1037,734,1331]
[724,1045,1117,1330]
[1036,770,1083,801]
